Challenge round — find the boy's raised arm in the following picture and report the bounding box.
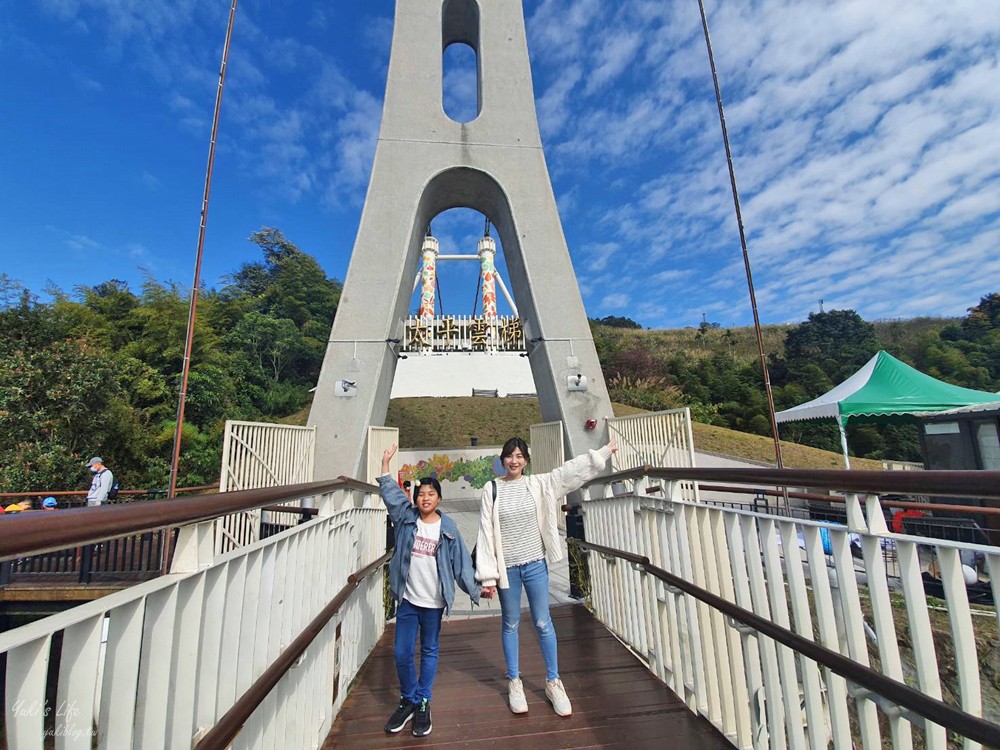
[377,444,411,526]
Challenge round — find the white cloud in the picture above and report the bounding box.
[66,234,101,251]
[138,171,161,190]
[20,0,1000,329]
[443,44,478,123]
[599,292,630,310]
[524,0,1000,326]
[584,30,643,96]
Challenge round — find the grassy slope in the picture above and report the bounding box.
[280,319,955,466]
[598,317,956,364]
[286,397,879,468]
[383,397,882,470]
[598,324,794,363]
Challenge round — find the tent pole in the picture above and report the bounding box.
[839,420,851,469]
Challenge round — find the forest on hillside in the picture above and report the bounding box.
[2,227,999,492]
[0,229,340,492]
[593,298,1000,462]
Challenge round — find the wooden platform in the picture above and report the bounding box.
[323,604,732,749]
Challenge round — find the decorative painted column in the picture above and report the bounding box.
[478,235,498,320]
[418,235,439,320]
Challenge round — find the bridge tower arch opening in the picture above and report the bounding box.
[442,0,481,123]
[309,0,614,479]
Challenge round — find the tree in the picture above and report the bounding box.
[224,228,342,329]
[123,278,222,376]
[781,310,878,383]
[227,313,302,380]
[0,335,143,491]
[930,293,1000,388]
[591,315,642,330]
[0,228,346,493]
[0,274,28,310]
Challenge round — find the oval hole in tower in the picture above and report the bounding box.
[443,42,479,123]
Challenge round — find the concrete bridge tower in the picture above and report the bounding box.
[310,0,614,478]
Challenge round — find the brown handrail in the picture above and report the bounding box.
[0,483,219,500]
[701,483,843,503]
[0,476,378,562]
[583,465,1000,502]
[699,483,1000,519]
[571,538,1000,746]
[194,549,393,750]
[260,505,319,516]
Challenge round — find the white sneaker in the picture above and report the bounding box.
[508,678,528,714]
[545,678,572,717]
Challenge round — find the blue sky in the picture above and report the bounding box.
[2,1,998,329]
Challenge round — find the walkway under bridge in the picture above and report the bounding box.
[2,464,1000,749]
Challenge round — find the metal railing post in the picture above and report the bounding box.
[566,504,588,600]
[385,514,396,620]
[78,544,94,584]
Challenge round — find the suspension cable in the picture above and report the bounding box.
[695,0,788,511]
[167,0,238,504]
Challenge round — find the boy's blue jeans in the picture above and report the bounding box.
[497,559,559,681]
[394,598,444,703]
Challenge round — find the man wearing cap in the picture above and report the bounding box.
[85,457,114,507]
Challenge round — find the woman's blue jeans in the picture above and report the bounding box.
[498,559,559,680]
[394,598,444,703]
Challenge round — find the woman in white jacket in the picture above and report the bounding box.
[476,436,617,717]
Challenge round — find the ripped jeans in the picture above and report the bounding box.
[498,558,559,681]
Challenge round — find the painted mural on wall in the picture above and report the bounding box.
[397,451,530,490]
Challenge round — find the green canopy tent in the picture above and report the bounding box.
[775,350,1000,467]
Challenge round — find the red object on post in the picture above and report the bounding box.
[585,419,598,430]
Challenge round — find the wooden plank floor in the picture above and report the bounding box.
[323,604,733,749]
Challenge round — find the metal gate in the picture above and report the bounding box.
[530,420,566,527]
[217,420,317,553]
[365,426,400,484]
[607,408,699,502]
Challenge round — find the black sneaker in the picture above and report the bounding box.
[384,698,417,733]
[412,699,432,737]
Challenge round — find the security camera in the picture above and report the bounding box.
[334,378,358,398]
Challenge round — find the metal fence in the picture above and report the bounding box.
[0,478,387,750]
[581,466,1000,750]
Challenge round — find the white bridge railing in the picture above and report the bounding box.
[0,481,386,750]
[580,467,1000,750]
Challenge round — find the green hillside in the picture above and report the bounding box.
[588,308,992,463]
[4,218,991,494]
[592,317,957,367]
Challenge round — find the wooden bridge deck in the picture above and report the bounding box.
[323,604,732,749]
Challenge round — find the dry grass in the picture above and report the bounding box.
[282,396,877,469]
[596,323,794,364]
[692,421,883,470]
[385,397,873,469]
